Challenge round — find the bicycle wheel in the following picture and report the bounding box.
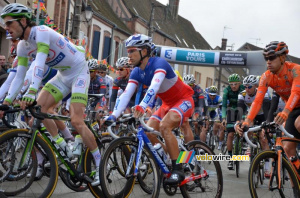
[233,135,240,178]
[180,140,223,198]
[249,150,300,198]
[100,136,161,198]
[84,136,112,197]
[0,129,58,197]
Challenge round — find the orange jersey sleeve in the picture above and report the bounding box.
[285,64,300,111]
[246,72,269,121]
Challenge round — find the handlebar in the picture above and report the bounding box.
[139,115,162,136]
[243,122,294,148]
[106,114,137,139]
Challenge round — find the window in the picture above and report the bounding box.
[206,77,213,87]
[195,71,201,84]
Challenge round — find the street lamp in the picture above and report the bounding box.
[83,5,93,22]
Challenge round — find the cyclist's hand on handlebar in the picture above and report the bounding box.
[274,111,288,125]
[104,115,116,126]
[133,105,145,118]
[235,121,243,137]
[0,101,10,118]
[21,91,36,110]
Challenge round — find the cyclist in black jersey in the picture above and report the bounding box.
[109,57,134,114]
[182,74,206,140]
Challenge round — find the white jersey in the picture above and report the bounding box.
[238,90,270,115]
[5,25,87,103]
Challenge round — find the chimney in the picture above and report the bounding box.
[221,38,227,50]
[169,0,179,20]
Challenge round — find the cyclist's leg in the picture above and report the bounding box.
[36,89,60,137]
[283,108,300,157]
[163,97,194,185]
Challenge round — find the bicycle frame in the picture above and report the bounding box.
[124,120,208,187]
[19,106,102,182]
[245,122,300,191]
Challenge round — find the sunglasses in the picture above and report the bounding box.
[99,71,106,74]
[89,70,96,73]
[188,83,194,86]
[264,55,277,61]
[245,85,253,89]
[117,68,126,71]
[229,83,238,86]
[209,94,216,97]
[127,48,142,54]
[4,18,20,27]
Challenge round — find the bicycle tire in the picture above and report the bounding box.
[180,140,223,198]
[84,136,112,197]
[100,136,161,198]
[249,150,300,198]
[0,129,58,198]
[233,135,240,178]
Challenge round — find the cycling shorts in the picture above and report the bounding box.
[226,109,239,133]
[150,97,194,126]
[285,107,300,139]
[42,60,90,105]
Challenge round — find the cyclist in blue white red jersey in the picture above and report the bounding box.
[105,34,194,185]
[203,86,224,149]
[1,3,100,185]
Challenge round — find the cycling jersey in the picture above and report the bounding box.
[238,90,270,116]
[267,91,286,122]
[5,25,89,105]
[89,76,102,94]
[0,57,18,100]
[222,85,245,119]
[191,84,205,114]
[112,57,194,123]
[247,62,300,121]
[98,75,113,99]
[204,94,222,120]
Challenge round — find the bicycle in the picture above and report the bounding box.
[100,115,223,197]
[245,122,300,197]
[0,102,107,197]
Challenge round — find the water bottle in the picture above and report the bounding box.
[72,135,83,156]
[56,137,73,159]
[206,132,210,145]
[154,143,171,166]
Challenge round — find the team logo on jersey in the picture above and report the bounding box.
[165,50,172,59]
[67,43,77,54]
[47,52,65,67]
[179,101,192,113]
[75,78,86,88]
[34,66,44,79]
[56,38,66,49]
[143,89,155,104]
[37,26,48,31]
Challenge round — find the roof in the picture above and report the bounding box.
[90,0,132,35]
[122,0,212,50]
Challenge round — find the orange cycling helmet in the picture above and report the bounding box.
[263,41,289,56]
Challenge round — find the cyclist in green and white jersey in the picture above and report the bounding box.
[222,73,245,170]
[1,3,100,185]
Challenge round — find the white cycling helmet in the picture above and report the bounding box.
[183,74,196,85]
[87,59,99,70]
[116,57,130,69]
[243,75,259,85]
[125,34,152,48]
[1,3,32,19]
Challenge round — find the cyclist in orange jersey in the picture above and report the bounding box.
[236,41,300,157]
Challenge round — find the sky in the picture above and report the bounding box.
[157,0,300,57]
